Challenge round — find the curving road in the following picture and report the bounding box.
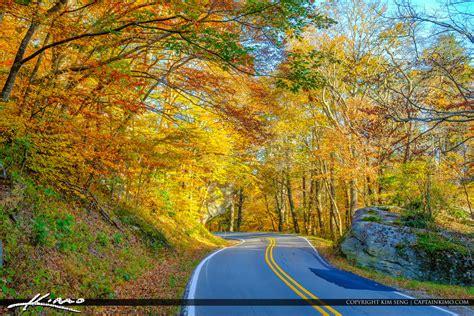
[182,232,457,316]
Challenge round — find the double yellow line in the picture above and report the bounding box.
[264,238,341,316]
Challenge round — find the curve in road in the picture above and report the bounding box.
[182,232,457,316]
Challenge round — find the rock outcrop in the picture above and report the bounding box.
[340,207,473,285]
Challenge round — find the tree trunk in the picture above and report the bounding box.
[366,173,373,205]
[349,178,357,225]
[1,21,39,101]
[1,0,68,102]
[328,157,342,238]
[462,182,473,219]
[307,177,315,235]
[229,198,235,232]
[274,182,283,232]
[345,183,351,228]
[286,171,300,233]
[236,188,243,231]
[264,194,277,231]
[377,167,383,204]
[329,208,335,241]
[302,175,309,234]
[315,179,324,236]
[279,176,287,228]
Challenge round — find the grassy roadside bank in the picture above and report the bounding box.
[94,245,218,315]
[305,236,474,299]
[0,178,227,315]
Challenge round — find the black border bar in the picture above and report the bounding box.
[1,299,472,306]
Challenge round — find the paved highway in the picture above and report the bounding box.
[182,232,457,316]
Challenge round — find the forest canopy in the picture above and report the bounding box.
[0,0,472,240]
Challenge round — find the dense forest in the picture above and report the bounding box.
[0,0,472,306]
[203,1,473,237]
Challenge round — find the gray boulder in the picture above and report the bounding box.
[340,207,473,285]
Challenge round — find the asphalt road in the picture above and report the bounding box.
[182,232,458,316]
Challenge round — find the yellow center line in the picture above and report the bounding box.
[265,238,342,316]
[265,239,328,316]
[269,238,342,316]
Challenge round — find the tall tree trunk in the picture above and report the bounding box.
[274,180,283,232]
[329,208,335,241]
[365,152,373,206]
[1,21,39,101]
[1,0,68,102]
[302,175,309,234]
[327,157,342,238]
[377,166,383,205]
[307,176,315,235]
[462,182,473,219]
[279,176,287,228]
[286,171,300,233]
[229,198,235,232]
[348,145,358,222]
[363,151,372,206]
[264,194,277,231]
[345,183,351,228]
[349,178,357,225]
[236,188,243,231]
[314,179,324,236]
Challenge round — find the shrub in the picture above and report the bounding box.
[401,210,433,229]
[404,199,424,213]
[415,232,469,256]
[96,232,109,247]
[32,217,50,246]
[362,215,381,223]
[114,267,132,281]
[55,215,74,237]
[448,207,469,220]
[113,233,123,245]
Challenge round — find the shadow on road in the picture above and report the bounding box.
[309,268,395,291]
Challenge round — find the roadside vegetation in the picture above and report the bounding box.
[0,174,223,314]
[206,0,472,245]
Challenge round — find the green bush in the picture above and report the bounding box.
[113,233,123,245]
[32,213,79,251]
[401,210,433,229]
[404,199,424,213]
[415,232,469,256]
[114,267,132,281]
[32,217,50,246]
[55,215,74,237]
[362,215,381,223]
[96,232,109,247]
[448,207,469,220]
[0,267,17,298]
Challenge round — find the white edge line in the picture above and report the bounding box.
[393,291,458,315]
[184,238,245,316]
[301,236,458,316]
[299,236,332,269]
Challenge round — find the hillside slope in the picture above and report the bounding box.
[0,175,225,314]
